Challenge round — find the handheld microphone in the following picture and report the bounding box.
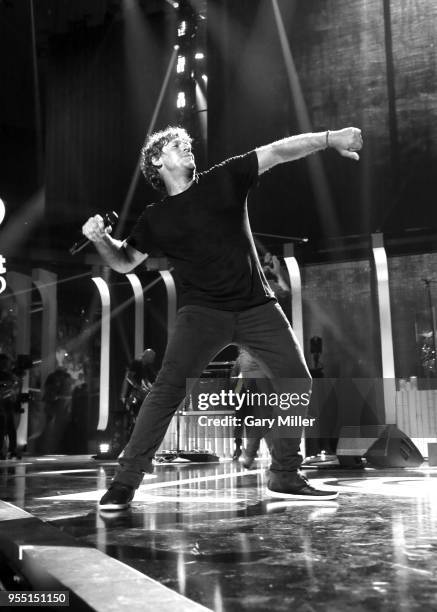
[69,211,119,255]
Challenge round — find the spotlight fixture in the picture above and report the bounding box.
[201,74,208,82]
[177,91,186,108]
[178,20,187,37]
[174,0,207,130]
[176,55,186,73]
[99,443,110,454]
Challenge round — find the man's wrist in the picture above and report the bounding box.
[95,232,113,246]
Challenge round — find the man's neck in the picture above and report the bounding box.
[164,171,195,196]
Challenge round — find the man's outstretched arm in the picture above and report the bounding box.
[82,214,148,273]
[256,128,363,175]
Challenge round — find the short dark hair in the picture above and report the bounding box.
[140,126,192,193]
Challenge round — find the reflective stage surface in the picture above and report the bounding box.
[1,456,437,611]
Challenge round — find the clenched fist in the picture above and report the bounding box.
[328,127,363,161]
[82,214,112,243]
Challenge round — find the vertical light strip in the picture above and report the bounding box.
[32,269,58,388]
[7,272,32,446]
[372,233,396,423]
[125,273,144,358]
[159,271,177,339]
[283,247,305,458]
[92,277,111,431]
[29,0,44,183]
[283,256,304,349]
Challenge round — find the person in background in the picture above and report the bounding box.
[121,348,157,435]
[0,353,21,459]
[233,252,290,466]
[41,367,73,454]
[231,347,273,468]
[262,253,290,298]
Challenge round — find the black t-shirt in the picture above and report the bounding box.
[127,151,275,311]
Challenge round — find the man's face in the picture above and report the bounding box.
[158,137,195,175]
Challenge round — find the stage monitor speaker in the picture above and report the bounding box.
[364,424,424,468]
[336,424,424,468]
[336,425,385,467]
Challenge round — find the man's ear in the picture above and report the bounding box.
[151,155,162,169]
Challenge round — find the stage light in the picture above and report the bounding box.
[178,20,187,37]
[99,443,110,454]
[177,91,186,108]
[176,55,186,73]
[201,74,208,83]
[194,52,204,60]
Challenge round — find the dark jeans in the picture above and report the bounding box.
[234,378,274,459]
[115,301,312,488]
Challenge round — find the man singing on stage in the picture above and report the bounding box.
[82,126,363,509]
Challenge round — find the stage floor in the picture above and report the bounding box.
[0,455,437,611]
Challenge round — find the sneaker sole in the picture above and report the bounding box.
[98,502,131,511]
[266,489,339,501]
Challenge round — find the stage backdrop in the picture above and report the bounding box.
[207,0,437,242]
